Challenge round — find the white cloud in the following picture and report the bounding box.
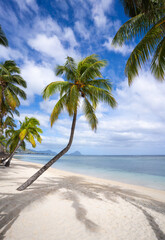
[40,99,58,114]
[89,0,114,28]
[0,46,24,60]
[20,61,63,105]
[37,70,165,154]
[103,37,134,56]
[63,28,78,48]
[74,21,90,40]
[13,0,38,13]
[15,113,50,128]
[28,34,66,64]
[28,33,80,64]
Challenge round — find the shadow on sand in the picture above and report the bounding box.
[0,166,165,240]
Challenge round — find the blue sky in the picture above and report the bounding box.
[0,0,165,155]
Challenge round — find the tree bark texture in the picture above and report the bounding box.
[17,111,77,191]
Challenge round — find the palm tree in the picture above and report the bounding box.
[17,54,117,191]
[0,60,27,153]
[112,0,165,85]
[0,116,17,162]
[0,25,8,47]
[4,117,42,167]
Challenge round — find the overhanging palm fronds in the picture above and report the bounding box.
[112,0,165,83]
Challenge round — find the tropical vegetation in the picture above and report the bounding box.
[112,0,165,85]
[4,117,42,167]
[0,60,27,154]
[17,54,117,191]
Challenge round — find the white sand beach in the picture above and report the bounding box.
[0,158,165,240]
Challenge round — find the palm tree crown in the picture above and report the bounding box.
[43,54,117,130]
[112,0,165,84]
[0,60,27,118]
[7,117,42,153]
[17,54,117,191]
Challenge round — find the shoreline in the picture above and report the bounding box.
[15,157,165,201]
[1,158,165,240]
[15,158,165,202]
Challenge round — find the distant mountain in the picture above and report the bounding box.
[16,149,57,155]
[16,148,81,156]
[69,151,82,156]
[33,150,57,155]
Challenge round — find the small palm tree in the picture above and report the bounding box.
[0,25,8,47]
[17,54,117,191]
[4,117,42,167]
[112,0,165,84]
[0,60,27,153]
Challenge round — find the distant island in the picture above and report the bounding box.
[68,151,82,156]
[15,149,82,156]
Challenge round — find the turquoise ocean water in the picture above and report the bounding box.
[15,154,165,191]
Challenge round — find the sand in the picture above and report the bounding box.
[0,158,165,240]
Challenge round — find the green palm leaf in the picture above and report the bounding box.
[43,54,116,131]
[28,133,36,148]
[0,25,8,47]
[50,93,68,126]
[151,37,165,81]
[83,98,98,130]
[4,89,17,110]
[87,85,117,108]
[125,18,164,84]
[19,129,27,140]
[112,1,165,82]
[43,81,70,99]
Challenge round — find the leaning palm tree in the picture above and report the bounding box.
[0,60,27,153]
[112,0,165,84]
[4,117,42,167]
[17,54,117,191]
[0,25,8,47]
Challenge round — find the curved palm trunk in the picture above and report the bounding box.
[17,111,77,191]
[5,141,22,167]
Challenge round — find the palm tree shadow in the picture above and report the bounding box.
[0,175,165,240]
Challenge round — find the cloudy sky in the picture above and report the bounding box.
[0,0,165,155]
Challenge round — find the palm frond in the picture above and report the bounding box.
[151,37,165,81]
[87,85,117,108]
[43,81,70,99]
[12,75,27,88]
[56,57,77,81]
[19,129,27,140]
[83,98,98,130]
[68,85,79,115]
[83,87,98,109]
[112,9,163,46]
[27,132,36,148]
[50,93,68,127]
[3,61,20,74]
[20,140,26,151]
[80,61,107,82]
[87,79,112,91]
[8,84,27,100]
[125,18,164,84]
[0,25,8,47]
[4,89,17,110]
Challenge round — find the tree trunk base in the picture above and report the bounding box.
[5,160,10,167]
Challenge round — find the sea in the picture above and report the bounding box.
[15,154,165,191]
